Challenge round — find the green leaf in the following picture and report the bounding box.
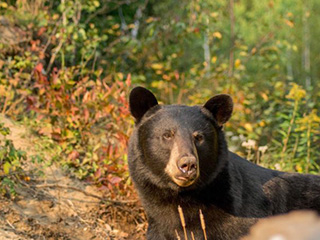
[3,161,11,174]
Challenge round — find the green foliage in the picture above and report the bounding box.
[238,83,320,173]
[0,122,26,197]
[1,0,320,196]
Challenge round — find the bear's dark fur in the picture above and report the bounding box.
[128,86,320,240]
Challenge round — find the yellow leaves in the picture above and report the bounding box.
[203,61,208,68]
[128,24,135,29]
[190,67,197,75]
[0,2,8,8]
[285,12,294,28]
[0,85,6,96]
[210,12,219,18]
[64,129,74,139]
[151,81,165,89]
[212,32,222,39]
[287,12,293,18]
[286,83,306,101]
[151,63,164,70]
[261,92,269,101]
[3,162,11,174]
[244,123,253,132]
[296,110,320,132]
[239,51,248,57]
[93,0,100,7]
[52,14,60,20]
[284,19,294,28]
[211,56,217,64]
[305,11,310,18]
[259,120,266,127]
[146,17,156,23]
[112,24,120,30]
[117,72,124,80]
[291,45,298,52]
[234,59,241,69]
[295,164,303,173]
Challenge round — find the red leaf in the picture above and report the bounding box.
[109,176,122,184]
[83,109,90,123]
[68,150,79,160]
[37,27,46,37]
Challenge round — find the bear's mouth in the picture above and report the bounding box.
[173,175,198,187]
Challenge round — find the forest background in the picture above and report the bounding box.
[0,0,320,234]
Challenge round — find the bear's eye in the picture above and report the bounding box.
[193,132,204,143]
[162,131,174,140]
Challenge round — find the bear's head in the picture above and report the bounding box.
[129,87,233,191]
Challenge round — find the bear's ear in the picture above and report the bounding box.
[203,94,233,126]
[129,86,158,122]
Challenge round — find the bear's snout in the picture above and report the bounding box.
[162,132,200,187]
[177,156,197,178]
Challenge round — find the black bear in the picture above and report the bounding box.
[128,86,320,240]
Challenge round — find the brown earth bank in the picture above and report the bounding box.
[0,115,146,240]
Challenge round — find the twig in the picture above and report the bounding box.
[191,232,195,240]
[46,36,64,73]
[1,85,11,114]
[5,95,25,115]
[281,99,298,163]
[178,205,188,240]
[0,169,32,179]
[6,219,15,229]
[33,183,136,204]
[199,209,207,240]
[175,229,181,240]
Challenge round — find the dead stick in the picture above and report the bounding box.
[191,232,195,240]
[178,205,188,240]
[175,229,181,240]
[199,209,208,240]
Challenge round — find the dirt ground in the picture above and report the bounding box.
[0,116,146,240]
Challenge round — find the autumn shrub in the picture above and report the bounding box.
[29,69,133,193]
[0,1,135,196]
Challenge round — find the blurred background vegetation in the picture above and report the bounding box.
[0,0,319,197]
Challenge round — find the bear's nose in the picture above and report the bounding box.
[177,156,197,175]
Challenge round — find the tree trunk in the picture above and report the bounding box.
[302,0,311,89]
